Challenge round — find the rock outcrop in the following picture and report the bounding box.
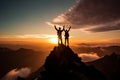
[35,44,106,80]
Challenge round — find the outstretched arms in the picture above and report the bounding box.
[54,25,58,30]
[54,25,71,31]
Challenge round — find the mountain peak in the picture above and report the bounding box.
[16,48,36,53]
[32,45,106,80]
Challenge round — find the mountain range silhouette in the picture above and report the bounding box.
[0,45,120,80]
[0,47,43,79]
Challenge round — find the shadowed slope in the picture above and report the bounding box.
[33,44,106,80]
[87,53,120,80]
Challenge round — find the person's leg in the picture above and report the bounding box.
[65,38,66,46]
[61,36,63,44]
[58,36,60,45]
[57,36,58,45]
[67,38,69,46]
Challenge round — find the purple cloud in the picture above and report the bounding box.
[50,0,120,32]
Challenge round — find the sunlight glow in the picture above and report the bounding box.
[49,37,58,44]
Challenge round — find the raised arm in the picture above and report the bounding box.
[62,26,65,31]
[54,25,58,30]
[68,26,71,31]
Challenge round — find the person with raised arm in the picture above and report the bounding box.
[54,25,65,45]
[64,26,71,46]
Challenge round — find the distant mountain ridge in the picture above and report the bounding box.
[75,46,120,56]
[0,47,44,79]
[0,47,14,53]
[0,47,36,54]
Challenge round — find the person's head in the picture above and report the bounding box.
[59,27,61,30]
[65,29,68,31]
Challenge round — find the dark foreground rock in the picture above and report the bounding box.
[33,44,106,80]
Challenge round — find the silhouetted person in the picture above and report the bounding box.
[54,25,64,45]
[64,26,71,46]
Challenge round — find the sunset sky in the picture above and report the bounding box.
[0,0,120,45]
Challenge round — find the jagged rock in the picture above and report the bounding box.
[36,44,106,80]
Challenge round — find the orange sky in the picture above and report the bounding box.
[0,0,120,47]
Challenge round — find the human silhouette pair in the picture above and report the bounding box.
[54,25,71,46]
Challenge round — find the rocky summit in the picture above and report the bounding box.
[33,44,106,80]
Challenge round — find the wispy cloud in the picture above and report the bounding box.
[48,0,120,32]
[0,34,57,39]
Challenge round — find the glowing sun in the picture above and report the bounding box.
[49,37,58,44]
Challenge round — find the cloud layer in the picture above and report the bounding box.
[78,53,100,62]
[51,0,120,32]
[2,68,31,80]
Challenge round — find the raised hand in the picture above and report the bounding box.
[63,25,65,31]
[54,25,58,30]
[68,26,71,31]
